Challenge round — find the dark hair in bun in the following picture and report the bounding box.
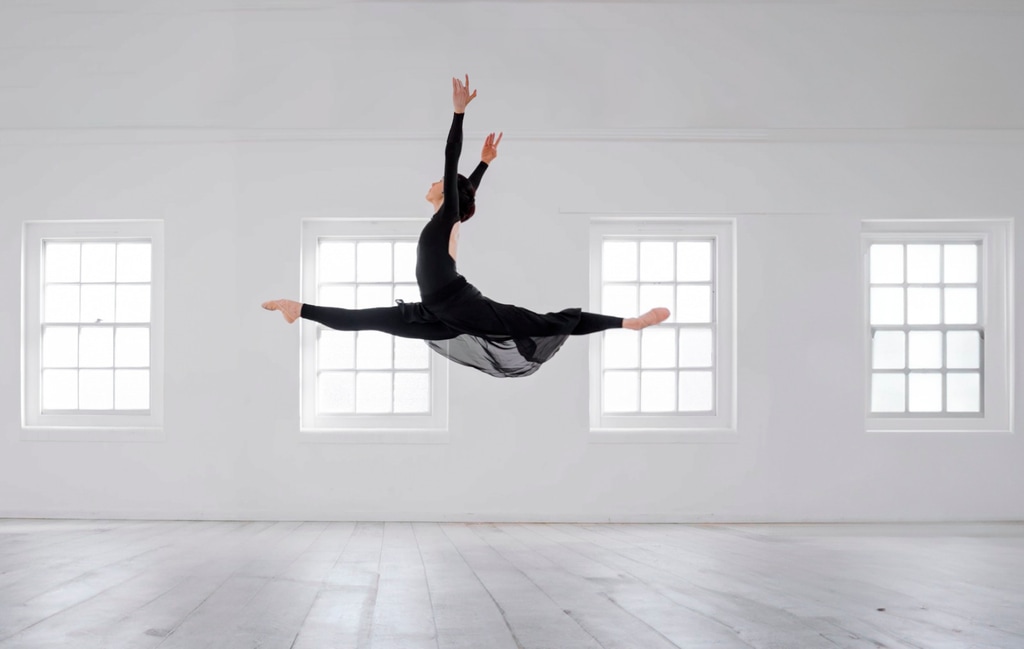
[456,174,476,222]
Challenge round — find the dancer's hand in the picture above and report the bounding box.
[481,131,503,164]
[452,74,477,114]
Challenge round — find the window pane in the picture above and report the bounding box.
[639,242,674,282]
[80,327,114,368]
[116,243,151,283]
[947,373,980,413]
[393,283,419,304]
[356,372,392,413]
[603,241,637,282]
[394,337,429,370]
[115,328,150,368]
[44,284,79,323]
[944,288,977,325]
[394,242,417,283]
[872,331,905,370]
[676,286,711,324]
[870,245,903,284]
[356,285,392,309]
[603,285,637,318]
[320,285,355,309]
[677,241,711,282]
[356,331,392,369]
[640,371,675,412]
[394,372,430,413]
[115,285,151,323]
[906,245,940,283]
[639,284,674,323]
[320,241,356,282]
[908,331,942,369]
[870,287,903,325]
[319,330,355,370]
[43,326,78,368]
[604,329,639,369]
[871,373,905,413]
[946,331,980,369]
[641,328,675,369]
[45,242,80,283]
[908,373,942,412]
[906,288,940,325]
[604,371,638,413]
[356,242,392,282]
[42,369,77,410]
[319,371,355,413]
[678,371,713,411]
[81,243,116,283]
[678,328,713,368]
[114,369,149,410]
[944,244,977,283]
[79,369,114,410]
[81,284,116,323]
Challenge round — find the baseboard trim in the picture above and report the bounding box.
[1,510,1021,524]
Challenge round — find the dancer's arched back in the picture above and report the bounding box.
[263,75,670,377]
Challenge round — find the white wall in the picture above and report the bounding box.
[1,0,1022,522]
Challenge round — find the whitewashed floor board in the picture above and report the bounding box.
[0,521,1021,649]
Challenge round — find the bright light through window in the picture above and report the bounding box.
[40,241,152,412]
[315,238,430,415]
[868,242,982,414]
[600,238,716,414]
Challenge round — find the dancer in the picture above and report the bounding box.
[264,75,669,377]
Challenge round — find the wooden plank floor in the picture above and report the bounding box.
[0,521,1021,648]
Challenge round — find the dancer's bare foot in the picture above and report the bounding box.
[623,307,670,330]
[262,299,302,324]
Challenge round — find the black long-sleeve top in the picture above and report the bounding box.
[439,112,488,225]
[416,112,488,298]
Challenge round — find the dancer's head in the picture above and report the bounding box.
[425,175,476,222]
[455,175,476,222]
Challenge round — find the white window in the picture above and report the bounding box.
[863,220,1012,432]
[300,219,448,441]
[22,221,164,440]
[589,218,735,440]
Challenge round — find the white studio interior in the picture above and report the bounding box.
[0,1,1022,647]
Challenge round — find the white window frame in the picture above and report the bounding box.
[22,220,165,441]
[300,218,449,443]
[862,219,1013,433]
[588,217,736,443]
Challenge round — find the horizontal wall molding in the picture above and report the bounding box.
[3,0,1024,12]
[1,127,1024,146]
[1,510,1021,523]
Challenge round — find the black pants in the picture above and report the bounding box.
[301,304,621,339]
[302,218,623,339]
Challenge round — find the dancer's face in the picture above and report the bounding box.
[425,179,443,204]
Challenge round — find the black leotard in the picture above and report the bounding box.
[415,112,487,299]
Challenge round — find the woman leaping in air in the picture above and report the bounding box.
[263,75,670,377]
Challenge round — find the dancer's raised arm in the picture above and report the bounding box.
[468,131,502,191]
[441,76,477,224]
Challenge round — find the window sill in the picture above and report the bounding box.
[865,427,1013,435]
[866,413,1011,434]
[297,429,451,444]
[588,428,739,444]
[20,426,165,442]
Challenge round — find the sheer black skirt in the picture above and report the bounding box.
[402,277,595,378]
[301,278,621,378]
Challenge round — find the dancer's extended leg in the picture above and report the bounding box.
[263,300,458,340]
[571,312,623,335]
[569,308,670,334]
[623,307,671,331]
